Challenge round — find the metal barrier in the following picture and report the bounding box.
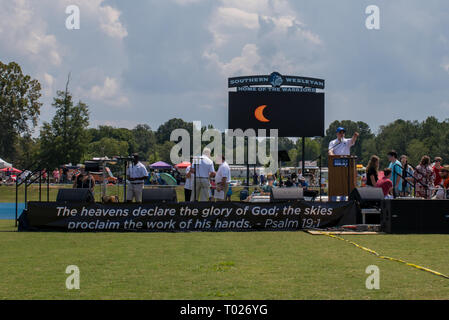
[15,163,49,227]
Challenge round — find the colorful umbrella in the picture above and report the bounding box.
[159,173,177,185]
[0,167,22,173]
[175,161,191,169]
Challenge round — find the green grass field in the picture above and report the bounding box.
[1,185,448,300]
[0,219,448,300]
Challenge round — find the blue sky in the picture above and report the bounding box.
[1,0,448,134]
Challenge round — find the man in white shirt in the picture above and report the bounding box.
[214,155,231,201]
[190,148,215,201]
[184,165,193,202]
[328,127,359,201]
[126,153,148,203]
[328,127,359,156]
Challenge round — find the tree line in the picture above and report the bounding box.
[2,61,449,171]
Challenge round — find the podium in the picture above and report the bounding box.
[328,155,357,197]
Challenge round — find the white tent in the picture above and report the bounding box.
[0,157,12,169]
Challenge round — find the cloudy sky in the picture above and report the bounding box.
[1,0,448,134]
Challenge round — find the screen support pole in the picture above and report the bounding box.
[246,136,250,188]
[123,160,127,203]
[319,155,322,202]
[302,137,305,177]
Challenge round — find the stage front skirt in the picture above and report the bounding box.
[19,201,357,232]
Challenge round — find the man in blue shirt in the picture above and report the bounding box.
[387,150,402,198]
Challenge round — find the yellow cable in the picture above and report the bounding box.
[319,232,449,280]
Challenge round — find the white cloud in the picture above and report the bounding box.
[219,0,271,13]
[42,73,55,97]
[0,0,62,66]
[173,0,206,5]
[204,43,261,76]
[442,62,449,73]
[54,0,128,39]
[204,0,322,76]
[97,4,128,39]
[2,0,449,133]
[87,77,129,107]
[89,119,140,128]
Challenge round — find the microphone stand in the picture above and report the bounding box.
[191,155,198,202]
[308,154,323,202]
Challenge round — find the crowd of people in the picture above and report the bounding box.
[329,126,449,200]
[183,148,231,202]
[77,132,449,204]
[8,125,448,203]
[366,151,449,200]
[181,149,321,203]
[252,169,311,189]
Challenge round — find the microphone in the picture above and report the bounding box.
[328,140,343,153]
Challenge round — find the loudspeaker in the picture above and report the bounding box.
[270,187,304,202]
[382,199,449,234]
[240,189,249,201]
[56,188,95,203]
[84,161,101,173]
[142,188,177,203]
[350,187,384,208]
[303,189,319,200]
[278,150,291,162]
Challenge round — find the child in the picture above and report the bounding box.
[226,185,233,201]
[376,168,393,199]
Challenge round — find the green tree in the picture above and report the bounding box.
[278,137,295,151]
[420,116,447,160]
[0,61,42,161]
[360,138,378,166]
[154,141,175,164]
[39,77,89,168]
[374,119,420,167]
[156,118,192,144]
[287,148,298,167]
[86,137,129,159]
[294,138,321,165]
[14,134,40,169]
[406,139,430,167]
[132,124,156,158]
[87,126,138,155]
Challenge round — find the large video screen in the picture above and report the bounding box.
[228,91,325,137]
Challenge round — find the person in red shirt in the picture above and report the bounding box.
[376,168,393,198]
[435,165,449,199]
[440,165,449,189]
[433,157,443,186]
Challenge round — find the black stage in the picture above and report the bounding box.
[17,199,449,234]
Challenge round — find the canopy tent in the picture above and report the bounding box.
[0,158,12,169]
[0,167,22,173]
[149,161,172,170]
[174,161,191,169]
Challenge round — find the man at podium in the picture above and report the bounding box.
[328,127,359,201]
[328,127,359,156]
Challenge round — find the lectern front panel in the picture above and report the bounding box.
[328,155,357,197]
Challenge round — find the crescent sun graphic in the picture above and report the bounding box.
[254,105,270,122]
